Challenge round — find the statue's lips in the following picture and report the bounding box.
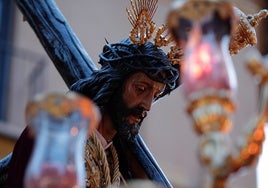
[126,114,141,124]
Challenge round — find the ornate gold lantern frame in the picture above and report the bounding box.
[167,0,268,187]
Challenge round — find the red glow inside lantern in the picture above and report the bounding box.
[182,24,237,99]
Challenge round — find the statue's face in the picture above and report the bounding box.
[122,72,165,125]
[107,72,165,142]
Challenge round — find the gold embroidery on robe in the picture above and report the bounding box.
[84,132,121,188]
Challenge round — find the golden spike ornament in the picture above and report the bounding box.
[154,24,183,66]
[230,8,268,54]
[127,0,157,45]
[126,0,183,66]
[154,24,173,47]
[167,45,183,66]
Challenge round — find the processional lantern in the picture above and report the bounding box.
[24,92,100,188]
[167,0,268,187]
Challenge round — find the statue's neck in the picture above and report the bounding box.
[97,111,117,143]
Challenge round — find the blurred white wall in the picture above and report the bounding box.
[7,0,263,187]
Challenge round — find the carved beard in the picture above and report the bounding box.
[106,87,147,143]
[116,106,146,143]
